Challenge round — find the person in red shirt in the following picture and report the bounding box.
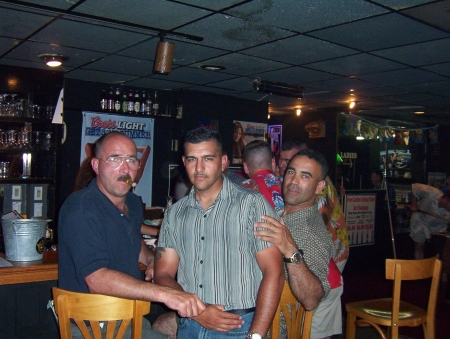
[241,140,283,209]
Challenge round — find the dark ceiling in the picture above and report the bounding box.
[1,0,450,126]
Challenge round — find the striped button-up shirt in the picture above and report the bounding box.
[159,176,278,310]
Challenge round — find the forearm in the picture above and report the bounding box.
[250,258,284,336]
[154,273,184,291]
[286,262,324,310]
[86,268,174,304]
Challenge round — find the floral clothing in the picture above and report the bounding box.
[241,169,284,208]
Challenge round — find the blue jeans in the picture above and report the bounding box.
[178,311,254,339]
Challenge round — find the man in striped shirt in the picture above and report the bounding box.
[154,128,284,339]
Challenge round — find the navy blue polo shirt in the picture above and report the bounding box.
[58,179,143,293]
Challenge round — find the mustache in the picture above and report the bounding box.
[118,174,132,181]
[286,183,300,192]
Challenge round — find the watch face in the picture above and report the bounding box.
[292,252,301,263]
[250,334,262,339]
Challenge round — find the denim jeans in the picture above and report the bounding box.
[177,311,254,339]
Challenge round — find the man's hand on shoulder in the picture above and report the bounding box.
[191,304,244,332]
[254,215,298,258]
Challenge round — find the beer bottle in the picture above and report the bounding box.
[152,91,159,116]
[107,87,114,112]
[140,91,146,114]
[127,90,134,113]
[100,90,107,111]
[114,88,121,112]
[133,90,140,114]
[145,93,152,115]
[121,93,128,113]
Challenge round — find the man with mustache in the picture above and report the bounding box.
[255,149,343,339]
[154,127,284,339]
[58,131,205,338]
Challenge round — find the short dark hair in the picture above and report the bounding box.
[281,137,307,152]
[184,127,222,153]
[243,140,272,170]
[291,149,328,180]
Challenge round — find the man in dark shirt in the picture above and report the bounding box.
[58,131,205,338]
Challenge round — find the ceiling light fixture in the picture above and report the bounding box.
[253,78,304,98]
[349,101,356,109]
[414,111,425,115]
[296,108,301,116]
[267,113,271,119]
[38,54,67,67]
[153,35,175,74]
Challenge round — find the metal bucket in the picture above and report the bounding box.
[1,219,51,261]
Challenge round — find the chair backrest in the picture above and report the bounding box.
[52,287,151,339]
[269,281,313,339]
[385,256,442,335]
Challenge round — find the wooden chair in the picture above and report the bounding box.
[346,256,442,339]
[270,281,313,339]
[52,287,151,339]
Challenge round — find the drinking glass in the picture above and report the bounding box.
[34,131,41,149]
[43,132,52,150]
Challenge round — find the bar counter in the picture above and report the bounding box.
[0,250,58,285]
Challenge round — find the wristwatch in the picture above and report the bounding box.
[283,249,304,264]
[246,333,262,339]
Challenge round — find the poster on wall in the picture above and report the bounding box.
[80,112,154,206]
[345,194,376,247]
[232,120,267,164]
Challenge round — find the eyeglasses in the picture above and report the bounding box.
[97,156,140,171]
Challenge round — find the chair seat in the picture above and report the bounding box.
[346,298,427,327]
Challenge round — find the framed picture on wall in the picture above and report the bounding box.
[232,120,268,164]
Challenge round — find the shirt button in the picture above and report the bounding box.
[200,260,203,264]
[203,214,207,218]
[201,236,205,240]
[199,284,203,288]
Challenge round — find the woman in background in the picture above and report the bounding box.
[232,121,245,164]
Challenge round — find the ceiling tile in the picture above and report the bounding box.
[31,18,149,53]
[225,0,388,32]
[0,6,55,39]
[309,13,449,51]
[4,41,105,68]
[125,77,192,90]
[85,55,155,76]
[0,37,17,55]
[372,38,450,66]
[64,68,139,84]
[254,66,339,85]
[205,77,256,92]
[422,62,450,77]
[176,0,246,11]
[118,39,228,65]
[359,68,448,86]
[175,13,294,51]
[371,0,436,10]
[190,53,289,76]
[73,0,211,30]
[19,0,77,10]
[241,35,357,65]
[307,53,406,76]
[398,80,450,97]
[151,66,237,85]
[402,1,450,32]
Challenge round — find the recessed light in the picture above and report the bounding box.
[200,65,225,71]
[414,111,425,115]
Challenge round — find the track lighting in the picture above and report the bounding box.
[349,101,356,109]
[253,78,304,98]
[154,35,175,74]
